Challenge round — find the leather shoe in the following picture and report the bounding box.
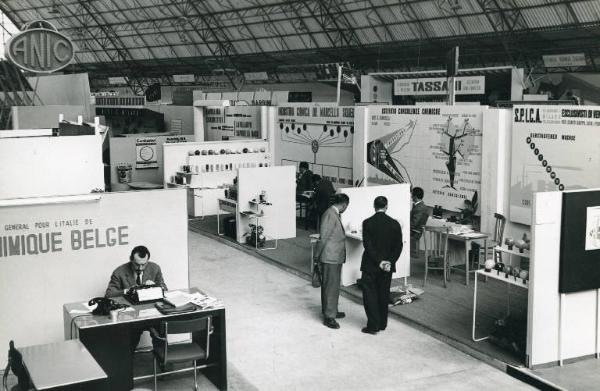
[323,318,340,329]
[361,327,378,335]
[335,311,346,319]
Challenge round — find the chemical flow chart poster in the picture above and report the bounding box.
[274,105,355,186]
[364,106,483,211]
[510,105,600,225]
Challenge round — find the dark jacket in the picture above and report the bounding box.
[105,261,166,297]
[296,169,313,193]
[410,201,429,239]
[361,212,403,273]
[314,178,335,218]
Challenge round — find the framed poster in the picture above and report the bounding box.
[559,190,600,293]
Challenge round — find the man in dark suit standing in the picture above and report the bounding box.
[316,193,350,329]
[360,196,403,334]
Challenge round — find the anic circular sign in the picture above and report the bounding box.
[6,20,74,73]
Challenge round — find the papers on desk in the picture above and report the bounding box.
[164,291,223,309]
[69,302,94,314]
[138,308,161,318]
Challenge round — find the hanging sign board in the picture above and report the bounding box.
[542,53,586,68]
[394,76,485,96]
[6,20,74,73]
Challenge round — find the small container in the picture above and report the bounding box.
[110,309,119,322]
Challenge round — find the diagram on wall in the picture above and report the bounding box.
[364,106,483,211]
[510,105,600,225]
[274,105,354,186]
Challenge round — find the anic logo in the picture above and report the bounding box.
[6,20,74,73]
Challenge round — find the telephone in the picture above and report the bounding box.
[88,297,128,316]
[125,284,164,304]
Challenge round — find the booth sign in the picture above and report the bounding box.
[6,20,74,73]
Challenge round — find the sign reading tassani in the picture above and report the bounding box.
[6,20,74,73]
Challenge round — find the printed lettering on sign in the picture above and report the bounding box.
[6,21,74,73]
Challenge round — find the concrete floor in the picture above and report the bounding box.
[180,230,533,391]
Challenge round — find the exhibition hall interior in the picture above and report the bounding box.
[1,0,600,390]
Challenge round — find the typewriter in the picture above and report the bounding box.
[124,284,165,304]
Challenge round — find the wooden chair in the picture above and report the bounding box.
[423,226,450,288]
[473,213,506,270]
[150,316,212,391]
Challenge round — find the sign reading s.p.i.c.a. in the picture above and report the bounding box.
[6,20,74,73]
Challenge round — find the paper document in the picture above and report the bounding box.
[138,308,160,318]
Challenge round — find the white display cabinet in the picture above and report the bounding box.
[164,140,272,217]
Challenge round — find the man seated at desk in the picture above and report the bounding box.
[105,245,167,351]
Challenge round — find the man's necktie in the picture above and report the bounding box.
[136,271,142,285]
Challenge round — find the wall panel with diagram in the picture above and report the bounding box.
[273,104,355,187]
[509,105,600,225]
[354,105,485,211]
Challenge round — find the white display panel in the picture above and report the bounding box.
[273,104,355,187]
[510,105,600,225]
[0,189,189,367]
[237,166,296,242]
[339,184,411,286]
[358,106,484,211]
[0,134,104,200]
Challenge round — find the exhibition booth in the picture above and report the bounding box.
[0,126,191,372]
[3,87,600,388]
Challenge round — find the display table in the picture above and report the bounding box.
[447,231,488,286]
[19,339,107,391]
[426,220,488,285]
[63,288,227,391]
[127,181,163,190]
[472,269,528,342]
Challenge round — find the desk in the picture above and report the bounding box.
[64,289,227,391]
[447,231,488,286]
[472,269,528,342]
[19,339,107,391]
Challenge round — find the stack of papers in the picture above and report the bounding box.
[164,291,224,309]
[164,291,192,307]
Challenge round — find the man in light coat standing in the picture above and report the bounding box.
[316,193,350,329]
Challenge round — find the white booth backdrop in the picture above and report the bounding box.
[273,104,355,187]
[354,105,485,211]
[0,133,104,200]
[340,184,411,286]
[0,189,190,367]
